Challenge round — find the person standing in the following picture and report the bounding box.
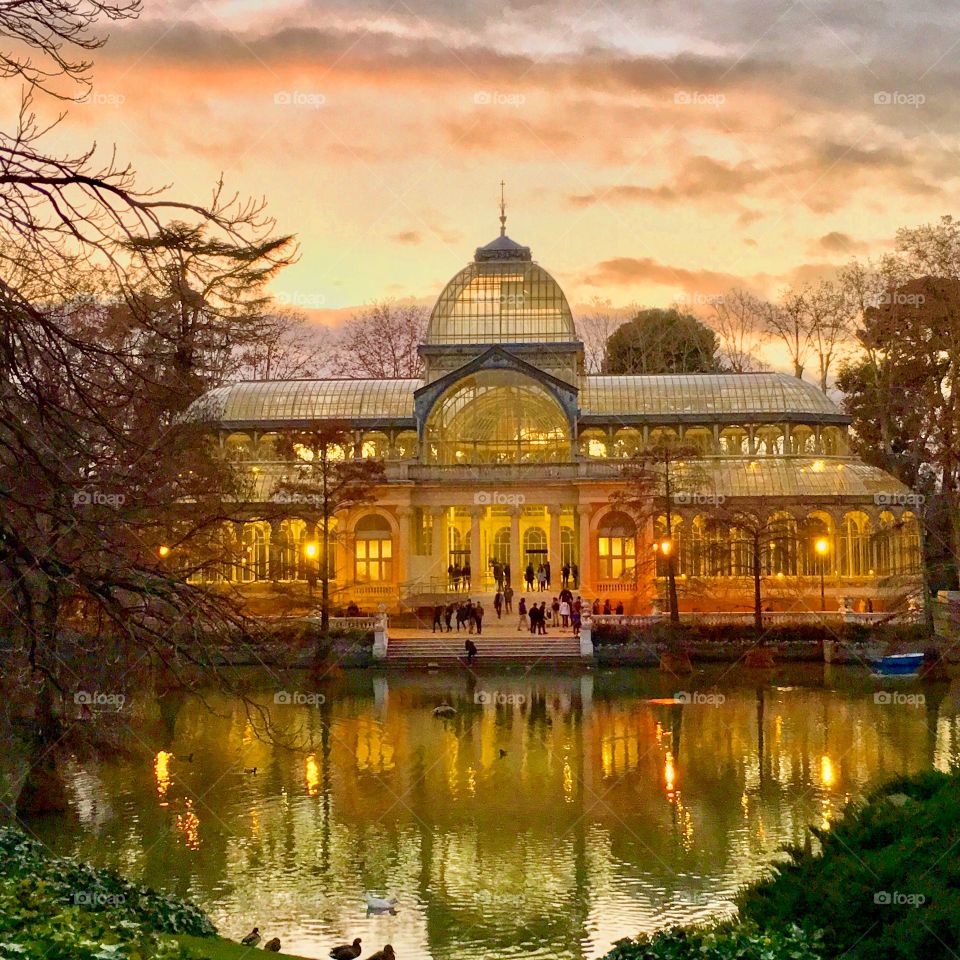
[463,562,472,591]
[551,596,560,627]
[559,597,570,628]
[474,601,484,635]
[432,604,444,633]
[465,637,477,664]
[615,600,624,616]
[517,597,528,631]
[544,561,552,589]
[444,602,455,632]
[493,590,503,619]
[561,563,570,588]
[525,563,535,590]
[537,564,547,592]
[504,563,511,587]
[493,561,504,591]
[571,562,579,588]
[504,584,514,613]
[528,601,540,634]
[537,601,548,634]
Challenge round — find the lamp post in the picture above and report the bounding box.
[815,537,829,611]
[304,540,319,597]
[652,537,674,617]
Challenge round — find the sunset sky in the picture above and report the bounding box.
[33,0,960,326]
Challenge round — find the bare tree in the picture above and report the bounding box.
[709,288,771,372]
[576,298,631,373]
[331,299,428,378]
[803,280,849,393]
[234,310,325,381]
[765,290,810,380]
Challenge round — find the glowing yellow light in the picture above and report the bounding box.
[305,754,320,797]
[660,539,672,556]
[815,538,829,555]
[820,754,835,788]
[154,750,171,804]
[304,541,319,559]
[665,751,676,793]
[776,571,784,578]
[158,545,170,558]
[176,798,200,849]
[812,460,825,472]
[251,465,260,473]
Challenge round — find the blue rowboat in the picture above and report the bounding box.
[872,652,925,677]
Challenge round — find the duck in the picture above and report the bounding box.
[365,894,398,912]
[264,938,281,952]
[243,766,258,775]
[330,938,362,960]
[498,749,507,759]
[240,927,261,947]
[365,946,395,960]
[432,702,456,718]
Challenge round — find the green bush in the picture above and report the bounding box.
[0,826,216,959]
[739,769,960,959]
[604,921,823,959]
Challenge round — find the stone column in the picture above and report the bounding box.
[548,505,562,590]
[395,507,411,587]
[509,507,522,587]
[431,507,446,588]
[470,507,483,591]
[577,504,592,593]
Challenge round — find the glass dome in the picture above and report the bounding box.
[424,236,577,346]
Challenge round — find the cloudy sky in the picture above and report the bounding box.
[35,0,960,321]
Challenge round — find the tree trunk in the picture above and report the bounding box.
[753,537,763,636]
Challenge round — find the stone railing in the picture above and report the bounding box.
[327,616,378,631]
[590,609,919,629]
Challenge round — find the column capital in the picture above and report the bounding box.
[396,506,412,518]
[429,506,446,518]
[509,505,523,518]
[577,503,594,517]
[470,506,485,519]
[547,504,563,516]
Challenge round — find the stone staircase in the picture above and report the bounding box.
[386,634,585,664]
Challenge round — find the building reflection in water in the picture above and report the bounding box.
[42,669,960,960]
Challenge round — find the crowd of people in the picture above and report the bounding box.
[446,559,581,593]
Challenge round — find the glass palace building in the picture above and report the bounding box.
[192,228,922,613]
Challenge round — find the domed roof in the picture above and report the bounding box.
[424,234,577,346]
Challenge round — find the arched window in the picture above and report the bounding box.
[277,519,306,580]
[579,429,608,458]
[361,431,390,458]
[875,511,895,575]
[790,425,816,455]
[395,431,418,459]
[719,426,749,455]
[900,512,921,574]
[838,511,871,577]
[801,513,832,577]
[354,514,393,582]
[240,522,268,582]
[821,427,845,455]
[683,427,714,456]
[523,526,548,570]
[766,513,798,576]
[613,428,642,459]
[598,512,636,580]
[561,526,576,568]
[423,369,570,464]
[754,425,785,456]
[225,432,253,461]
[492,527,511,567]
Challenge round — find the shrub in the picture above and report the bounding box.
[738,769,960,959]
[604,921,823,959]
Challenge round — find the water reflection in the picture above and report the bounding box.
[31,667,960,960]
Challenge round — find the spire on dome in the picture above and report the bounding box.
[499,180,507,236]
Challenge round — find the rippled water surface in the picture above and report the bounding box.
[31,666,960,960]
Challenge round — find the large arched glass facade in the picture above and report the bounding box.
[423,370,571,464]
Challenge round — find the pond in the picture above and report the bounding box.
[28,665,960,960]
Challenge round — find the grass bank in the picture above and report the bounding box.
[0,826,305,960]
